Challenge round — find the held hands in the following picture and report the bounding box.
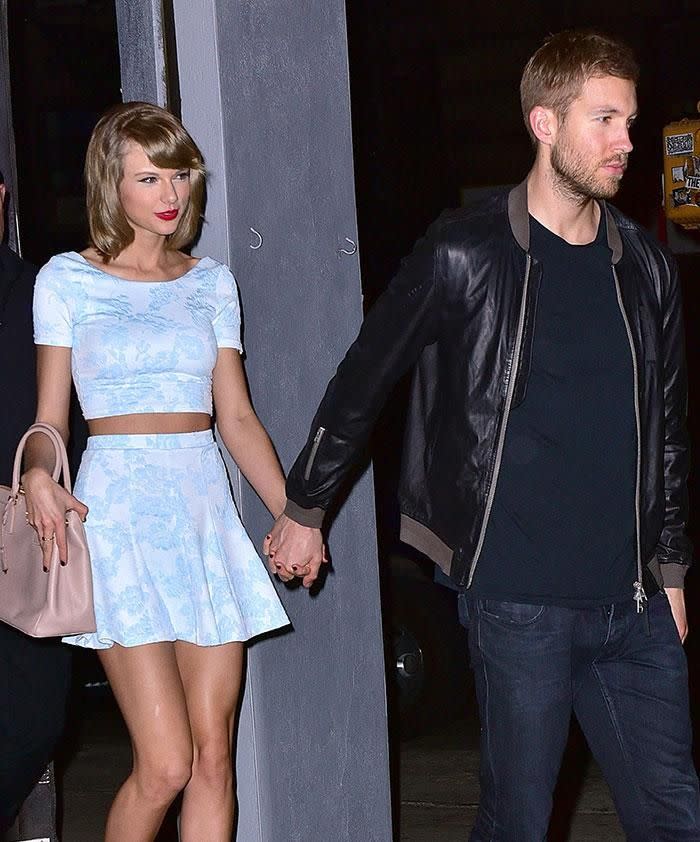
[21,468,89,571]
[263,513,327,589]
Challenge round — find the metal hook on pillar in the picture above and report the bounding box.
[249,227,263,250]
[338,237,357,256]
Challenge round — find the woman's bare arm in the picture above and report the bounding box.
[212,349,286,520]
[22,345,88,568]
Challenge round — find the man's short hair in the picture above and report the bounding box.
[84,101,206,261]
[520,30,639,144]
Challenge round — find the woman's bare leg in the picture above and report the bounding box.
[98,642,193,842]
[175,640,244,841]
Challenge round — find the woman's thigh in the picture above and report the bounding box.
[174,641,244,745]
[98,641,192,765]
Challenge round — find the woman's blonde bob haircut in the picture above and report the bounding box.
[85,101,206,260]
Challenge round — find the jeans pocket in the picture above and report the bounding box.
[481,599,546,626]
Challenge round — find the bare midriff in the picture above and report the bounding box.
[88,412,212,437]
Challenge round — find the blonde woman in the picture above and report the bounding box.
[22,102,289,841]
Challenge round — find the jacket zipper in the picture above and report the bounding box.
[466,254,532,587]
[612,265,646,612]
[304,426,326,481]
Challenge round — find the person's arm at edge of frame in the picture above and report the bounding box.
[264,216,444,587]
[657,249,693,643]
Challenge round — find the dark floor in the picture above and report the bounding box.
[50,690,625,841]
[397,718,624,842]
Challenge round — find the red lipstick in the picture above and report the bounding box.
[155,209,179,221]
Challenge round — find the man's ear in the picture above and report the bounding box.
[0,184,6,208]
[529,106,558,147]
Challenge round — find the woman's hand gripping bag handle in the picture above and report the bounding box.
[0,423,95,637]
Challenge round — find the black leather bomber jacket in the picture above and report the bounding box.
[284,180,693,595]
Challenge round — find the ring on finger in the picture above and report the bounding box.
[39,534,55,543]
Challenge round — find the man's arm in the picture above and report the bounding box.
[657,250,693,639]
[265,218,444,584]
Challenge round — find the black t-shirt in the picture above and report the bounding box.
[473,213,637,606]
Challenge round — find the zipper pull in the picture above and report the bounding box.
[633,580,647,614]
[303,426,326,482]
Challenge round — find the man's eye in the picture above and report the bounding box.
[597,116,611,123]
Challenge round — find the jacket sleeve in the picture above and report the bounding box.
[655,250,693,587]
[284,219,442,528]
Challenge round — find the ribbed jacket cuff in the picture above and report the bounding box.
[659,562,688,589]
[283,499,325,529]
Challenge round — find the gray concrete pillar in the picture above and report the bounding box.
[114,0,167,106]
[117,3,392,839]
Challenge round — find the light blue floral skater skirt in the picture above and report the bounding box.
[63,430,289,649]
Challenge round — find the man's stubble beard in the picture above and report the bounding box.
[550,135,625,204]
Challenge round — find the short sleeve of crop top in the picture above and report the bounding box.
[212,266,243,350]
[33,261,74,347]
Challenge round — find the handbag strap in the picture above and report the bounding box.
[10,423,73,497]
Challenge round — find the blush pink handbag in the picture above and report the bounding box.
[0,422,95,637]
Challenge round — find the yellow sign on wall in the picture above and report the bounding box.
[663,117,700,230]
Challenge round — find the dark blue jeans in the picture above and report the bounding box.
[459,591,700,841]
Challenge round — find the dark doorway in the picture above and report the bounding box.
[7,0,121,267]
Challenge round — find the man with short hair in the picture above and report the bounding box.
[267,30,700,839]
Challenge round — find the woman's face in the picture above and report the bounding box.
[118,141,191,240]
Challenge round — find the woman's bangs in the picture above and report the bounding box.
[130,128,201,172]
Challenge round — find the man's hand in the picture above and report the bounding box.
[665,587,688,644]
[263,513,327,589]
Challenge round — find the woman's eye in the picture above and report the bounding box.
[174,171,190,181]
[139,176,158,184]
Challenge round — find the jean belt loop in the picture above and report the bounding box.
[457,589,470,628]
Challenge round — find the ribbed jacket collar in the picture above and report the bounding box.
[507,178,623,263]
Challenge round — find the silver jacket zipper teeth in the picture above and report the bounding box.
[612,265,646,613]
[467,254,532,587]
[304,426,326,481]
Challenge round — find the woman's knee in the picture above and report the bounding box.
[192,735,233,789]
[134,746,193,804]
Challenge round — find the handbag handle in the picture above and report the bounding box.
[10,423,73,497]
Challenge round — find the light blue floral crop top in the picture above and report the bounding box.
[33,252,243,420]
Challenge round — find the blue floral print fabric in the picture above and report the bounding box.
[64,431,289,649]
[33,252,242,419]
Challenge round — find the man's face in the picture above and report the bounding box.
[549,75,637,202]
